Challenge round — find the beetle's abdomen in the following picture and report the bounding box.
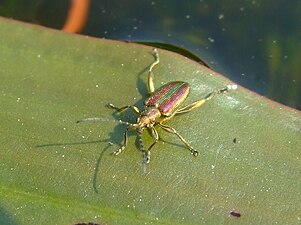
[145,81,190,116]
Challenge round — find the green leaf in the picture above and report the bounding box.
[0,17,300,225]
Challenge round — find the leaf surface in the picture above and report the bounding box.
[0,17,300,225]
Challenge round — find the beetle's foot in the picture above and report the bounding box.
[106,103,117,109]
[152,48,158,56]
[143,151,151,164]
[218,84,238,94]
[112,146,124,156]
[226,84,238,91]
[216,84,238,95]
[191,150,199,157]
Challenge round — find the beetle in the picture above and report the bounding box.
[77,49,237,163]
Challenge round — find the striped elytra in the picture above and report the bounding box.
[145,81,190,116]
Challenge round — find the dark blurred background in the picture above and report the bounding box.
[1,0,300,110]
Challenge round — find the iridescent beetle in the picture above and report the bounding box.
[77,49,237,163]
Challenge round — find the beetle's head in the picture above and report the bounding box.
[136,115,151,128]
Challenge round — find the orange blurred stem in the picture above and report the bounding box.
[62,0,90,33]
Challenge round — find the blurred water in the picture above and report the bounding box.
[1,0,300,109]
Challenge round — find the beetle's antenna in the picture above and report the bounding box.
[76,117,136,127]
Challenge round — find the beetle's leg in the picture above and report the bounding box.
[146,127,159,159]
[148,49,160,94]
[148,127,159,151]
[158,123,199,156]
[106,103,141,115]
[112,126,129,156]
[175,85,236,115]
[137,128,150,163]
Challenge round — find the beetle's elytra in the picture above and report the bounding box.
[77,49,237,163]
[145,81,190,116]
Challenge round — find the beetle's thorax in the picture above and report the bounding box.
[137,107,161,128]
